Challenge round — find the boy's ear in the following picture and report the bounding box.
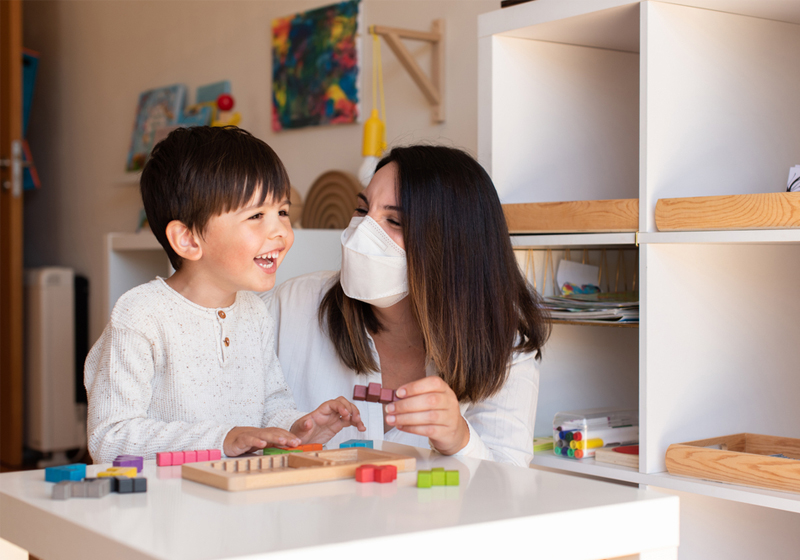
[165,220,203,262]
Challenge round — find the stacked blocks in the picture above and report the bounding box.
[45,464,86,483]
[156,449,221,466]
[355,464,397,483]
[353,383,399,404]
[340,439,373,449]
[98,467,137,478]
[113,455,144,473]
[50,474,146,500]
[417,467,459,488]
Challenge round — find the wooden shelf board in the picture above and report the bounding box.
[639,229,800,245]
[551,319,638,329]
[504,199,638,234]
[655,192,800,232]
[531,453,800,513]
[511,232,637,248]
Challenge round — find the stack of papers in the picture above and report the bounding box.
[544,292,639,324]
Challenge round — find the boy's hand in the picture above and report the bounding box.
[223,426,301,457]
[291,397,366,444]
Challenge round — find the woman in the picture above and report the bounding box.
[263,145,550,467]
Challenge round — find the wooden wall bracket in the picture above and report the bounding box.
[370,20,445,123]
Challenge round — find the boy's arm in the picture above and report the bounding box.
[85,324,235,463]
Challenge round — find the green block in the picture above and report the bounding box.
[417,471,432,488]
[263,448,290,455]
[431,467,445,472]
[445,470,460,486]
[431,469,446,486]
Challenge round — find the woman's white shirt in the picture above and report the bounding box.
[260,271,539,468]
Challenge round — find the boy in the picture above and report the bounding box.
[85,126,364,464]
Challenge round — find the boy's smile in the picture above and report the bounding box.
[166,190,294,308]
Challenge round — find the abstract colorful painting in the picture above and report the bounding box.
[272,0,359,131]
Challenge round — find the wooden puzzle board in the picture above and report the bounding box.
[181,448,416,491]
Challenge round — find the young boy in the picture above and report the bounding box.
[85,126,364,464]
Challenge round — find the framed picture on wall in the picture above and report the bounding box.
[271,0,360,131]
[125,84,186,172]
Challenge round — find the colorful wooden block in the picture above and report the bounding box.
[417,471,432,488]
[196,449,210,462]
[366,382,382,403]
[353,384,368,401]
[375,465,397,483]
[183,450,198,464]
[209,449,222,460]
[116,476,134,493]
[132,477,148,493]
[52,481,75,499]
[299,443,323,452]
[98,467,137,479]
[170,451,185,466]
[379,388,394,404]
[156,452,173,466]
[84,478,113,497]
[45,463,86,483]
[339,439,374,449]
[355,465,376,483]
[113,455,144,473]
[445,470,460,486]
[431,469,446,486]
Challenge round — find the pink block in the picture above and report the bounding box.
[183,450,198,464]
[156,452,172,466]
[209,449,222,460]
[353,385,368,401]
[366,382,382,403]
[375,465,397,483]
[170,451,185,466]
[196,449,210,462]
[355,465,376,483]
[379,388,394,404]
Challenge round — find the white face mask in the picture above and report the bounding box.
[340,216,408,308]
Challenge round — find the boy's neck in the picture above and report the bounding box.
[165,267,237,309]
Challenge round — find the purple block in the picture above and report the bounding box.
[353,384,368,401]
[113,455,144,473]
[379,388,394,404]
[366,382,382,403]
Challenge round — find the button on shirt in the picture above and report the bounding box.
[261,271,540,467]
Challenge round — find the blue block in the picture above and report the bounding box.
[339,439,374,449]
[45,463,86,483]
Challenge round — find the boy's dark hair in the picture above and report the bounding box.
[140,126,290,270]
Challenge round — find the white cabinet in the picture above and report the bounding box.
[479,1,800,557]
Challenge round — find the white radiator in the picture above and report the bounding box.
[24,267,86,454]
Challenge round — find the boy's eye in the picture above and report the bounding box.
[279,209,289,217]
[249,212,264,220]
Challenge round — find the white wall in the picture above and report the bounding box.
[22,0,496,343]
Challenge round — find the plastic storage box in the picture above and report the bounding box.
[553,408,639,459]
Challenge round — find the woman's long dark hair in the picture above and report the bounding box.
[320,145,550,402]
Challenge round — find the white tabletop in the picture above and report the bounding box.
[0,443,678,560]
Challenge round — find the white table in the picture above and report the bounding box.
[0,443,678,560]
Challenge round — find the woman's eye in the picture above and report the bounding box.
[354,207,368,215]
[388,218,401,227]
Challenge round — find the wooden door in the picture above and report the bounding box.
[0,0,24,469]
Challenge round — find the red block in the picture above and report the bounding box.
[209,449,221,460]
[156,452,172,466]
[353,385,368,401]
[170,451,185,466]
[375,465,397,483]
[366,383,382,403]
[355,465,376,483]
[379,388,394,404]
[196,449,210,462]
[183,450,198,464]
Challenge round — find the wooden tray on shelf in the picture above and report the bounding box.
[665,433,800,494]
[503,199,638,234]
[182,447,416,492]
[655,192,800,231]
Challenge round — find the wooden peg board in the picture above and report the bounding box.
[181,448,416,492]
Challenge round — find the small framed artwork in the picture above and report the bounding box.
[126,84,186,172]
[272,0,360,131]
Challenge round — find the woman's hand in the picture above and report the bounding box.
[291,397,366,444]
[385,376,469,455]
[223,426,301,457]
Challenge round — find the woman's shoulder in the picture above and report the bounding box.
[259,270,339,316]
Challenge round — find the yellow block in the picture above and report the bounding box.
[98,467,137,478]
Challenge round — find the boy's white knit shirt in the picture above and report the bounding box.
[85,277,304,464]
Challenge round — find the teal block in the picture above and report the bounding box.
[45,464,86,483]
[340,439,373,449]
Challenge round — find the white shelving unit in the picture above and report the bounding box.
[479,1,800,557]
